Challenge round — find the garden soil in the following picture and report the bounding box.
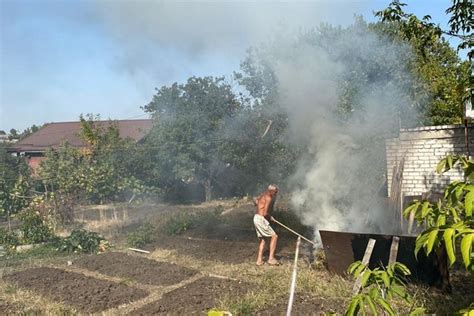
[134,276,249,315]
[75,252,198,285]
[4,267,148,313]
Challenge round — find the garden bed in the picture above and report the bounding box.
[134,276,249,314]
[4,267,148,313]
[75,251,198,285]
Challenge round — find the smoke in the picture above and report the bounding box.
[93,2,419,237]
[259,25,418,239]
[93,1,370,82]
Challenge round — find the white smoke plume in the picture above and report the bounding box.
[262,27,417,240]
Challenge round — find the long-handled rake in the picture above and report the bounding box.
[272,218,315,246]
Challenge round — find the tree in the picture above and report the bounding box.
[8,129,18,141]
[374,1,471,125]
[39,115,147,206]
[143,76,241,201]
[0,142,32,219]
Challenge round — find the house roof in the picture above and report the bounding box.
[8,119,153,152]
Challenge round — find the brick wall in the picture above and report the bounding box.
[386,125,474,197]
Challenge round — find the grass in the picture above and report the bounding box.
[126,223,156,247]
[0,280,77,315]
[0,243,70,268]
[162,209,222,236]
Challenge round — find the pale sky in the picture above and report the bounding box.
[0,0,460,132]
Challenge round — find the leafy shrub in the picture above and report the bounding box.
[127,223,155,248]
[164,212,196,235]
[54,229,108,254]
[0,228,20,253]
[18,209,53,244]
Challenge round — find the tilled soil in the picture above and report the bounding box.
[75,252,198,286]
[134,276,250,315]
[4,267,148,313]
[153,233,308,264]
[153,234,259,264]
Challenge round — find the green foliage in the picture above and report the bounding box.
[38,115,149,205]
[404,154,474,272]
[143,76,244,201]
[0,143,32,217]
[345,261,421,316]
[18,209,53,244]
[374,1,471,125]
[445,0,474,59]
[54,229,108,254]
[0,228,20,253]
[127,223,155,248]
[163,212,196,235]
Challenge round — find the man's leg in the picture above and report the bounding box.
[257,238,266,265]
[268,234,278,264]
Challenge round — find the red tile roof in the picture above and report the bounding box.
[8,119,153,152]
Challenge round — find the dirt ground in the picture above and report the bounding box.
[2,199,470,314]
[0,200,339,314]
[134,276,249,315]
[75,252,198,286]
[4,267,148,313]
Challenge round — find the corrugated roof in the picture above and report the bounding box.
[8,119,153,152]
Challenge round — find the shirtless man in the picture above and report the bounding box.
[253,184,279,266]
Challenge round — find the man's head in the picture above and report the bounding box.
[268,184,278,195]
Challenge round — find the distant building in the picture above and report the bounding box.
[7,119,153,170]
[0,134,8,143]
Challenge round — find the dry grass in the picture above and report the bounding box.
[0,280,77,314]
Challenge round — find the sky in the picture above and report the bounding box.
[0,0,460,132]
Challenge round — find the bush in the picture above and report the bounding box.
[164,212,196,235]
[127,223,155,248]
[54,229,108,254]
[0,228,20,253]
[18,210,53,244]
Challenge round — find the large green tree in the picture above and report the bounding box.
[143,76,244,201]
[374,1,471,125]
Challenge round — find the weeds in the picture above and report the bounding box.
[53,229,109,254]
[127,223,155,248]
[163,210,221,235]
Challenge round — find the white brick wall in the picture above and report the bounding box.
[386,125,474,197]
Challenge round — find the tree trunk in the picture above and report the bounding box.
[204,178,212,202]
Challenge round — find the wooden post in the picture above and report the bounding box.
[352,238,376,294]
[407,211,415,235]
[388,237,400,265]
[286,237,301,316]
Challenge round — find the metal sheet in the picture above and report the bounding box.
[319,230,444,286]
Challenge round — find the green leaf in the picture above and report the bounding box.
[436,158,447,173]
[466,191,474,218]
[415,232,430,258]
[403,201,420,218]
[409,307,426,316]
[376,297,395,316]
[447,155,453,169]
[421,201,431,218]
[360,270,372,288]
[443,228,456,266]
[380,272,390,287]
[461,233,473,269]
[345,295,362,316]
[426,228,439,255]
[364,295,377,315]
